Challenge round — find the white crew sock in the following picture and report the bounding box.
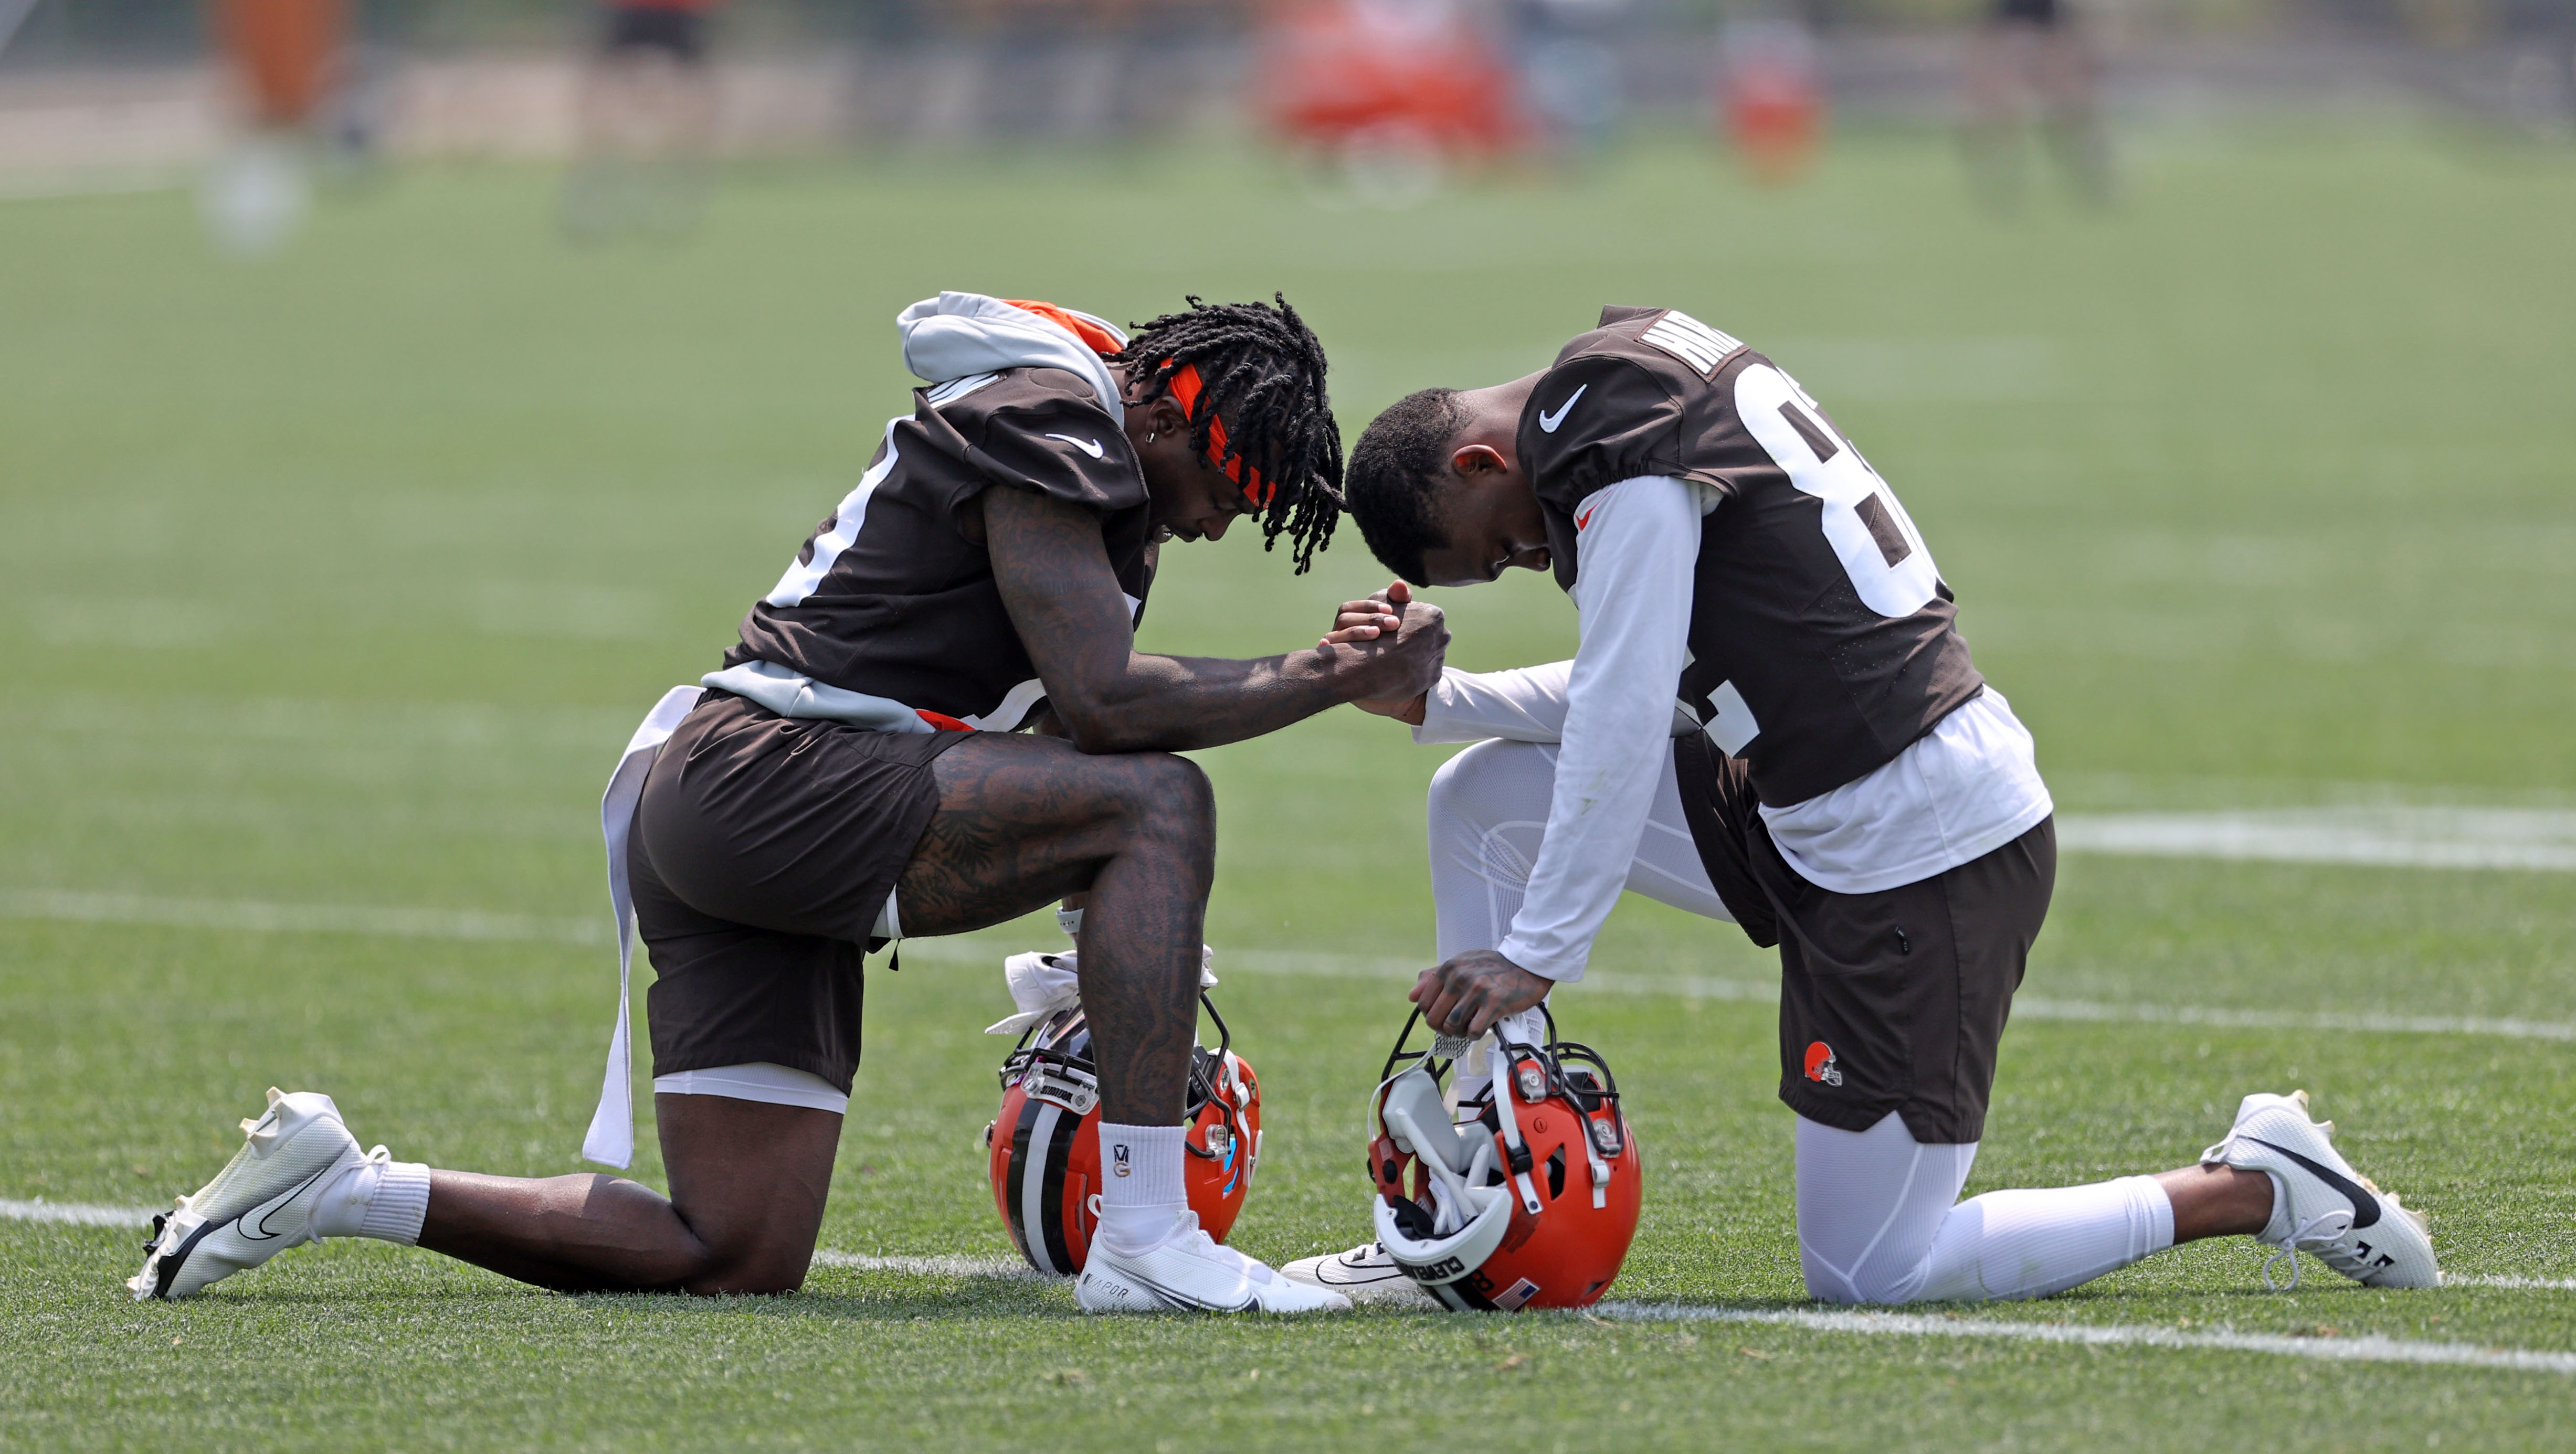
[1093,1121,1187,1254]
[311,1152,432,1246]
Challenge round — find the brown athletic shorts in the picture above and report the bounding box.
[628,691,970,1091]
[1672,732,2056,1144]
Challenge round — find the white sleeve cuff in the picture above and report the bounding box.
[1411,662,1576,745]
[1495,933,1587,984]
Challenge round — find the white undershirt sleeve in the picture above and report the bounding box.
[1492,475,1702,982]
[1411,661,1574,745]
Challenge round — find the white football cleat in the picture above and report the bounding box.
[2201,1089,2440,1291]
[1282,1239,1435,1306]
[129,1087,375,1301]
[1076,1214,1351,1314]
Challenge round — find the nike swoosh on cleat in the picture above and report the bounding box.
[1111,1269,1259,1312]
[1044,434,1106,459]
[241,1165,335,1241]
[1538,385,1587,434]
[2244,1136,2382,1229]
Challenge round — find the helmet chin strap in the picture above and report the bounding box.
[1488,1044,1546,1217]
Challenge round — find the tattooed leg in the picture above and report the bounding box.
[895,732,1213,1126]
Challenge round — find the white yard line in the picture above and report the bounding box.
[13,1201,2570,1366]
[808,1249,1039,1279]
[0,1198,159,1227]
[0,890,603,946]
[1596,1303,2576,1374]
[9,891,2573,1043]
[2057,809,2576,873]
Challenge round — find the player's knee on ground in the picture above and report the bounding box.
[1801,1244,1940,1305]
[684,1244,811,1296]
[664,1193,822,1296]
[1795,1114,1977,1304]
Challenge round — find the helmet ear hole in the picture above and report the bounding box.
[1545,1145,1567,1202]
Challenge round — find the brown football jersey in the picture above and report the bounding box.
[728,366,1153,730]
[1519,306,1985,807]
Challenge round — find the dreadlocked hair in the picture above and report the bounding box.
[1115,293,1344,574]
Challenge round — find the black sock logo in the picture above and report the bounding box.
[1112,1143,1131,1177]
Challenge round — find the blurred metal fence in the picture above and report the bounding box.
[1,0,2569,174]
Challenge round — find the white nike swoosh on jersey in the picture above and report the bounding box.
[1538,384,1587,433]
[1046,433,1106,459]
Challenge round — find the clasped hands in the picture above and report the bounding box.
[1318,580,1434,725]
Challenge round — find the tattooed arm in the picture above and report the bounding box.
[983,484,1447,755]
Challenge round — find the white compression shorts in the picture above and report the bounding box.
[1431,738,2178,1302]
[651,1061,850,1114]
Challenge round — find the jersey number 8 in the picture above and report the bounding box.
[1735,364,1942,621]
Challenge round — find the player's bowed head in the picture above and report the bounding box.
[1110,295,1350,569]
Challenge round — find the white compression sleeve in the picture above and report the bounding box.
[1414,661,1702,747]
[1429,737,1733,962]
[1491,476,1703,983]
[1413,661,1575,745]
[1795,1112,2177,1304]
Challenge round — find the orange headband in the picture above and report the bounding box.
[1003,299,1274,509]
[1164,363,1276,509]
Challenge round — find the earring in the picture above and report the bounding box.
[1146,431,1158,443]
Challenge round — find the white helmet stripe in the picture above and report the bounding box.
[1019,1102,1066,1276]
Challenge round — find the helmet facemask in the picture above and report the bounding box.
[1367,1005,1641,1311]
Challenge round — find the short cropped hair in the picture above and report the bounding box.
[1344,388,1467,587]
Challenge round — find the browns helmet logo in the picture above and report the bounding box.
[1803,1041,1844,1087]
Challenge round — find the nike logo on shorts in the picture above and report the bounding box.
[1046,434,1106,459]
[1538,385,1587,433]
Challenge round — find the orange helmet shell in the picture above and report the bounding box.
[986,1004,1261,1276]
[1369,1025,1641,1310]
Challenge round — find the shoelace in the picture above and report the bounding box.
[2260,1211,2353,1292]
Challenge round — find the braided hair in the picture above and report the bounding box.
[1114,294,1344,574]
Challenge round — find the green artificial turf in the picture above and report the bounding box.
[3,125,2573,1449]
